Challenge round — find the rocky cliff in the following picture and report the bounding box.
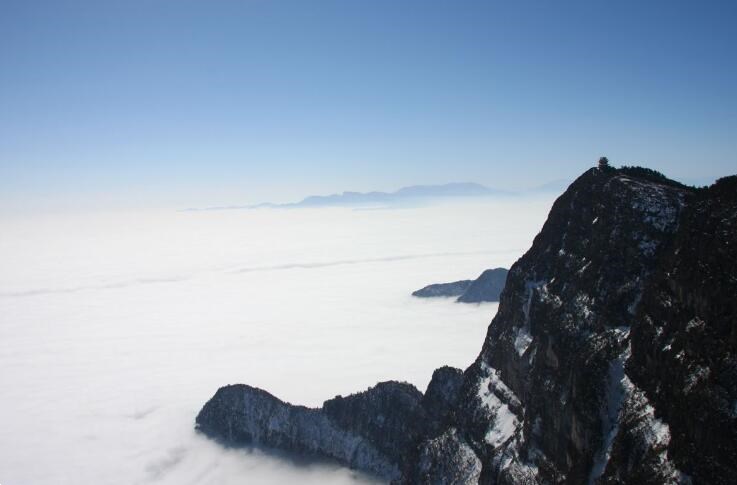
[196,166,737,484]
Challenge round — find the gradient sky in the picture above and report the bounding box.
[1,0,736,211]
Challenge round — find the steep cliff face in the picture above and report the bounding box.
[619,176,737,484]
[454,168,691,484]
[196,167,736,484]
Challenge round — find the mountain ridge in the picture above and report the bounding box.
[413,268,509,303]
[195,165,737,484]
[182,182,543,211]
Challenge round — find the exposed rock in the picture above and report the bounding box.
[618,175,737,484]
[413,280,474,298]
[456,268,509,303]
[197,166,737,485]
[454,167,692,484]
[195,382,421,480]
[423,366,465,425]
[412,268,509,303]
[410,428,483,485]
[322,381,430,472]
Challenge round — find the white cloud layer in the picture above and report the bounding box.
[0,196,554,484]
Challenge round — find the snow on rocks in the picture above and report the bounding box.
[415,428,482,485]
[618,176,685,233]
[476,363,522,448]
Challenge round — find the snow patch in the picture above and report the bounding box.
[588,339,630,485]
[619,372,684,481]
[477,364,521,448]
[621,376,671,449]
[685,317,704,332]
[620,177,684,232]
[684,365,710,393]
[574,293,595,321]
[489,435,541,483]
[522,280,545,323]
[514,327,533,357]
[514,280,545,356]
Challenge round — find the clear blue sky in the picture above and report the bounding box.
[1,0,736,211]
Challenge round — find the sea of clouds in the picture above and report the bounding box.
[0,195,554,485]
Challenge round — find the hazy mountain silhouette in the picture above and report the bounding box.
[185,182,511,211]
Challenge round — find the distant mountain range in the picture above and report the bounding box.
[184,180,571,211]
[282,182,507,208]
[529,178,573,194]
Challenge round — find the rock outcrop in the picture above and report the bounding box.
[197,166,737,484]
[195,384,401,479]
[412,268,509,303]
[410,428,483,485]
[413,280,474,298]
[456,268,509,303]
[196,371,466,482]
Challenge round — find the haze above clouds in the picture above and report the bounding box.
[2,1,736,213]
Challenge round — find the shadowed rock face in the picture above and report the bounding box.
[456,167,691,484]
[411,428,483,485]
[456,268,509,303]
[423,366,464,424]
[195,371,467,482]
[196,167,737,484]
[412,268,508,302]
[195,383,407,480]
[618,176,737,484]
[412,280,474,298]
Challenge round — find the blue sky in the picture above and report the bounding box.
[1,0,736,210]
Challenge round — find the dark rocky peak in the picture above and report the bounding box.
[458,167,694,483]
[423,366,465,424]
[457,268,509,303]
[196,165,736,485]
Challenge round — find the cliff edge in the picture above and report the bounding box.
[196,166,736,484]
